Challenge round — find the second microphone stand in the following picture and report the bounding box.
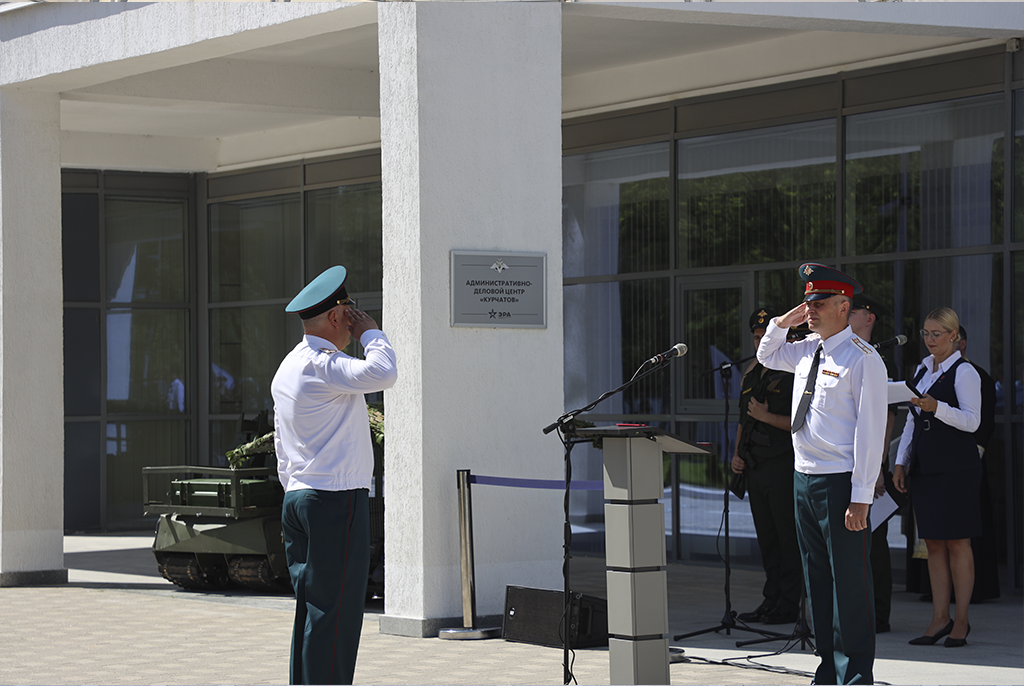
[674,355,782,643]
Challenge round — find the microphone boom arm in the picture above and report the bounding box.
[541,349,681,685]
[542,356,677,435]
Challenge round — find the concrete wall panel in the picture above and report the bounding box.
[379,1,563,635]
[0,87,65,585]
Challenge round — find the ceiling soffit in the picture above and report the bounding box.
[47,5,1011,160]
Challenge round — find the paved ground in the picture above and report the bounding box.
[0,534,1019,685]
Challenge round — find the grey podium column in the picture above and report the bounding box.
[602,435,670,685]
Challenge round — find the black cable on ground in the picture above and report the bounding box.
[678,652,814,680]
[673,649,891,685]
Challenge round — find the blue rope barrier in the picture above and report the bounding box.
[467,474,603,491]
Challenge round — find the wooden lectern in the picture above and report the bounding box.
[575,425,709,685]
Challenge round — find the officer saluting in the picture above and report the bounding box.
[272,265,398,685]
[757,263,888,685]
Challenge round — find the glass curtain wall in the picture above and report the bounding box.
[562,143,671,538]
[564,85,1020,586]
[844,94,1009,588]
[677,120,836,398]
[678,120,837,270]
[1013,91,1024,586]
[562,143,671,417]
[63,185,191,530]
[306,182,385,329]
[64,193,102,530]
[208,194,303,459]
[63,162,383,531]
[306,182,383,303]
[672,120,837,563]
[105,197,191,529]
[206,181,384,465]
[845,94,1005,382]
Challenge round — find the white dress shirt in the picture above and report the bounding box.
[757,319,888,505]
[895,350,982,469]
[272,331,398,492]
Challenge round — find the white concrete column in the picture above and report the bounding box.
[0,87,66,586]
[378,2,563,636]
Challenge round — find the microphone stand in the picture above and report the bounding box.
[734,587,815,651]
[674,355,782,643]
[722,346,817,653]
[542,357,678,685]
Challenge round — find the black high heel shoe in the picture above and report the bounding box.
[908,620,954,645]
[944,624,971,648]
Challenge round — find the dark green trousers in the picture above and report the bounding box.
[283,488,370,685]
[794,472,875,685]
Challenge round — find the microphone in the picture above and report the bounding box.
[872,334,908,351]
[647,343,687,365]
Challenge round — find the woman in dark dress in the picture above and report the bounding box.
[893,307,982,648]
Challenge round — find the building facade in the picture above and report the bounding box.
[1,1,1021,633]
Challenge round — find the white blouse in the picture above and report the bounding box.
[895,351,982,469]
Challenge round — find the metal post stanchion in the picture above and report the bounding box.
[439,469,501,640]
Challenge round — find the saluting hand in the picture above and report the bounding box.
[776,302,809,330]
[346,308,379,341]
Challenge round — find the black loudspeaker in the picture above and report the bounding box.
[502,585,608,648]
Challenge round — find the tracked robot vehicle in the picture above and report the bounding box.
[143,409,385,596]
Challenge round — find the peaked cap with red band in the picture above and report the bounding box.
[798,263,863,302]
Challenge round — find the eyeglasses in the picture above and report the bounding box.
[919,329,951,340]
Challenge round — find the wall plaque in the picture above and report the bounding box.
[451,250,546,328]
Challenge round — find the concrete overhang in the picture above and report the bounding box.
[561,2,1022,116]
[1,1,1020,172]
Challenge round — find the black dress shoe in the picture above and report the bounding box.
[908,620,954,645]
[762,607,800,625]
[737,601,771,623]
[944,624,971,647]
[875,621,891,634]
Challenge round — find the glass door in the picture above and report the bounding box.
[668,274,757,563]
[675,275,752,420]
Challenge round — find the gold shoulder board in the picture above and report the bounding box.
[851,338,874,355]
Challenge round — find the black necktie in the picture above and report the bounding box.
[792,343,822,433]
